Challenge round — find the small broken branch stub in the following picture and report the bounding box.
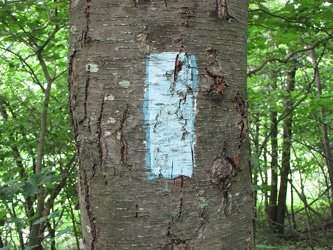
[215,0,237,22]
[207,142,241,216]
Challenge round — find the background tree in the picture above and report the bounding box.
[68,0,254,249]
[0,0,81,249]
[248,0,333,247]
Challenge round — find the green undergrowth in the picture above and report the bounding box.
[255,205,333,250]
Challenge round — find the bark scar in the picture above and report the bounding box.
[233,90,248,152]
[204,68,229,95]
[180,7,194,27]
[207,142,241,216]
[205,48,218,66]
[173,46,184,85]
[216,0,237,22]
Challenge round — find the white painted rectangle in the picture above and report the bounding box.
[143,52,198,179]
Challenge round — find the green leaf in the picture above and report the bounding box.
[41,172,59,189]
[49,210,60,220]
[33,217,47,225]
[252,184,271,192]
[252,185,261,191]
[24,245,40,250]
[0,180,23,200]
[0,246,15,250]
[11,217,24,228]
[0,210,7,219]
[56,228,71,237]
[251,156,260,168]
[282,3,295,11]
[22,180,38,197]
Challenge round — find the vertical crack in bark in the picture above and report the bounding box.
[172,47,185,91]
[233,90,248,154]
[195,206,209,235]
[178,176,184,219]
[83,0,91,45]
[190,142,194,168]
[165,222,171,248]
[164,176,189,248]
[80,75,90,128]
[165,220,188,249]
[83,169,99,249]
[97,96,108,184]
[120,103,129,165]
[68,51,79,142]
[135,204,139,218]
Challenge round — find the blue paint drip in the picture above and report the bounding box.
[143,52,198,180]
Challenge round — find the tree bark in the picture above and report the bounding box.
[68,0,254,249]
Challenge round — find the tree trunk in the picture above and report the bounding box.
[276,67,296,234]
[268,72,278,230]
[309,48,333,218]
[68,0,254,249]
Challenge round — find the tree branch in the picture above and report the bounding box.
[247,36,332,77]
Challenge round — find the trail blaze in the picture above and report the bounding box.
[143,52,198,179]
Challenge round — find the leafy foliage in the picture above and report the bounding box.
[248,0,333,247]
[0,0,81,249]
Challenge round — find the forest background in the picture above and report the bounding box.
[0,0,332,249]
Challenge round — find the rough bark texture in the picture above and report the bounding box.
[68,0,253,249]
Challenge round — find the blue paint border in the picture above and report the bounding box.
[143,55,153,179]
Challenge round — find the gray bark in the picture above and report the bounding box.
[68,0,253,249]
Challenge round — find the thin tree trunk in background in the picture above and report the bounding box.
[68,0,254,249]
[268,71,278,230]
[27,51,54,250]
[289,176,297,231]
[276,67,296,234]
[309,49,333,218]
[251,113,260,220]
[294,156,315,248]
